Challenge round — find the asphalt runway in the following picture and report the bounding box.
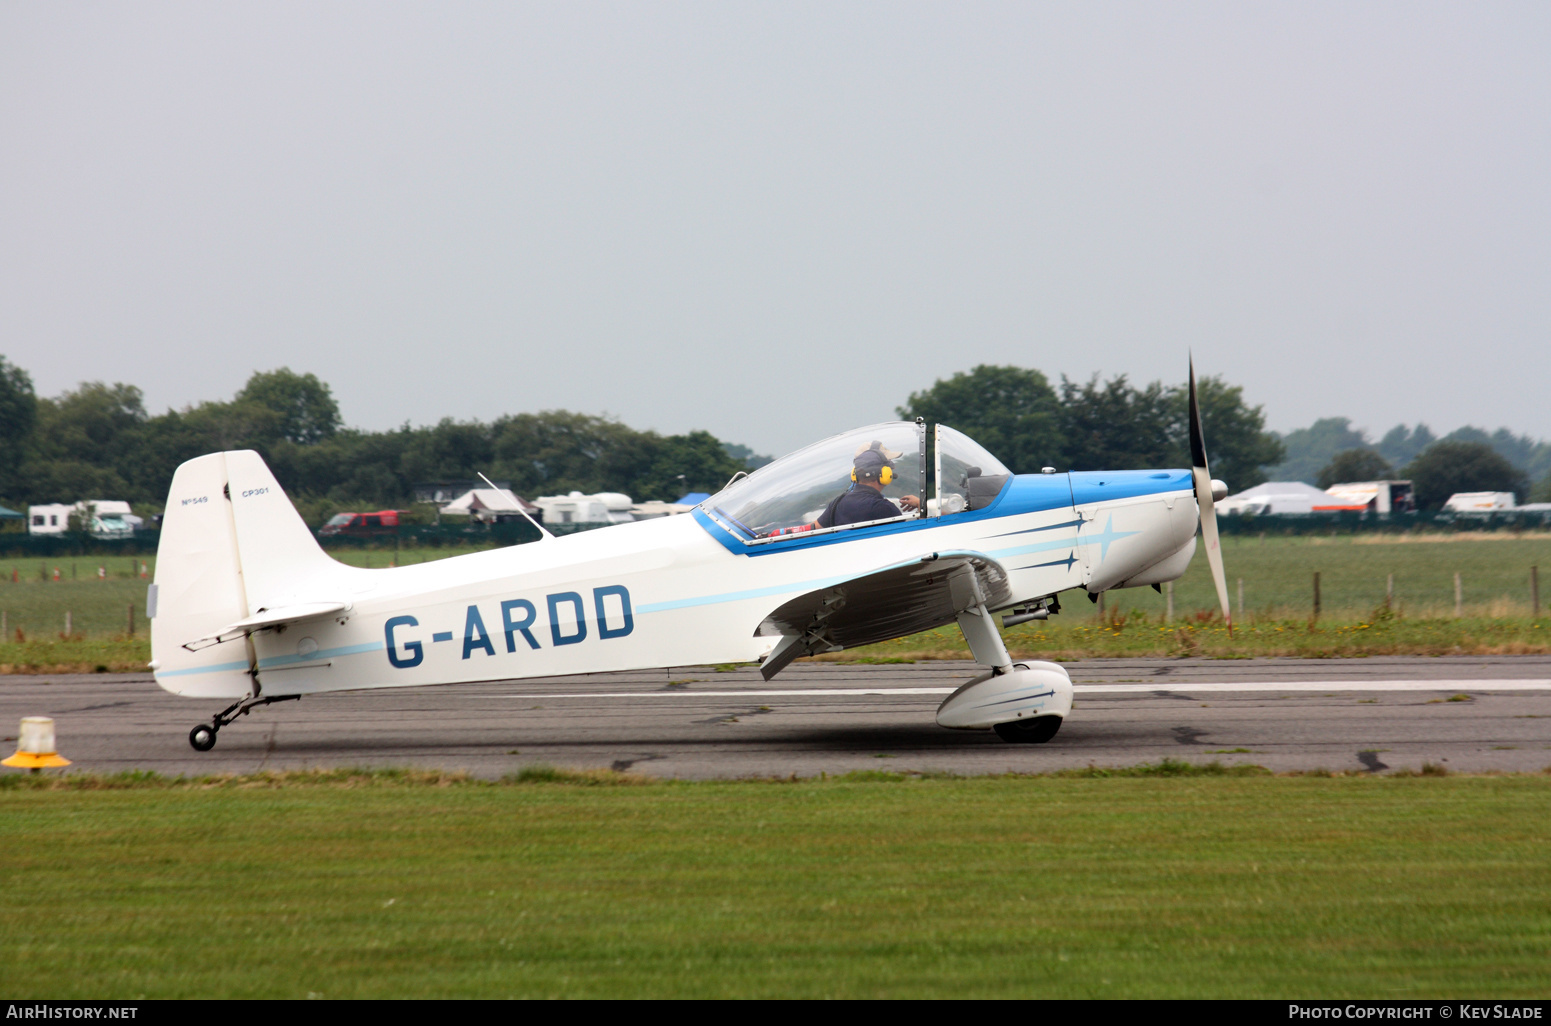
[3,656,1550,779]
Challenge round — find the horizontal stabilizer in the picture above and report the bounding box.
[183,601,351,652]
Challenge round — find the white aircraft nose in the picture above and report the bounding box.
[1211,479,1227,502]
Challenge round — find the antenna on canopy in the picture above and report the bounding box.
[477,472,555,542]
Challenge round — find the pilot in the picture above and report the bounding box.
[816,442,920,528]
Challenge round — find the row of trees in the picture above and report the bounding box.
[0,359,749,521]
[1280,416,1551,503]
[897,365,1285,492]
[2,354,1544,520]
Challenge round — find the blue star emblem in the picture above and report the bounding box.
[1080,514,1140,563]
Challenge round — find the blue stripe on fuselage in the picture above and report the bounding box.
[155,659,250,678]
[1068,470,1192,506]
[692,469,1191,555]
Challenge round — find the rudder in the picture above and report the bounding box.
[223,449,342,610]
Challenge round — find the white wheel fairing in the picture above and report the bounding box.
[936,661,1074,730]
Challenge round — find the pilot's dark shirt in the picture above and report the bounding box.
[817,485,903,528]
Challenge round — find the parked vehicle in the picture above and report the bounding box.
[29,500,138,538]
[1321,480,1416,513]
[1443,492,1516,512]
[533,491,635,525]
[27,503,74,536]
[318,510,406,537]
[1217,481,1330,515]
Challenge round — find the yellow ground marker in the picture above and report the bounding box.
[3,716,72,769]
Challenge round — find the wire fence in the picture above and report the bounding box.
[0,518,622,557]
[1216,509,1551,535]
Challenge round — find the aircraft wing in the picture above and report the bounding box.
[756,550,1011,680]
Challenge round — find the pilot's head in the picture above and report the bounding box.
[852,441,900,487]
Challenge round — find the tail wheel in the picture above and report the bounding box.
[189,725,217,752]
[994,716,1062,744]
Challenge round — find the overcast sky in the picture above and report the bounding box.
[2,2,1547,457]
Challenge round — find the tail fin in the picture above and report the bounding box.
[223,450,340,608]
[151,451,341,697]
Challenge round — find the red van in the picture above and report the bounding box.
[319,510,405,537]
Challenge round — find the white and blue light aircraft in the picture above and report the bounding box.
[151,368,1233,751]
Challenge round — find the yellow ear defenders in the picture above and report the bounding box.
[852,465,894,485]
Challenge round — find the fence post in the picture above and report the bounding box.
[1386,573,1394,609]
[1,611,5,638]
[1313,572,1321,621]
[64,611,72,636]
[127,603,135,637]
[1236,578,1244,620]
[1531,566,1539,617]
[1165,581,1173,623]
[1454,572,1463,618]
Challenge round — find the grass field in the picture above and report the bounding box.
[0,548,493,671]
[1133,532,1551,620]
[0,535,1547,671]
[2,768,1547,998]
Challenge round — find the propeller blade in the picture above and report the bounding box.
[1188,358,1233,634]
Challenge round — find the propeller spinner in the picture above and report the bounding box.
[1188,358,1233,634]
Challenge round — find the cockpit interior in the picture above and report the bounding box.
[699,422,1014,545]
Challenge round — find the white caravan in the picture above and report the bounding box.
[533,491,635,525]
[28,500,136,537]
[1444,492,1517,512]
[27,503,75,535]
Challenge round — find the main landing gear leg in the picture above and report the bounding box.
[937,596,1075,742]
[188,694,301,752]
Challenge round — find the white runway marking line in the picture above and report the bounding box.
[1080,680,1551,693]
[518,688,958,698]
[510,680,1551,699]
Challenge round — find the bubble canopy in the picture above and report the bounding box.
[699,422,1012,544]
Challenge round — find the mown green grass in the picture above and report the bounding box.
[1,536,1547,669]
[1,768,1547,998]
